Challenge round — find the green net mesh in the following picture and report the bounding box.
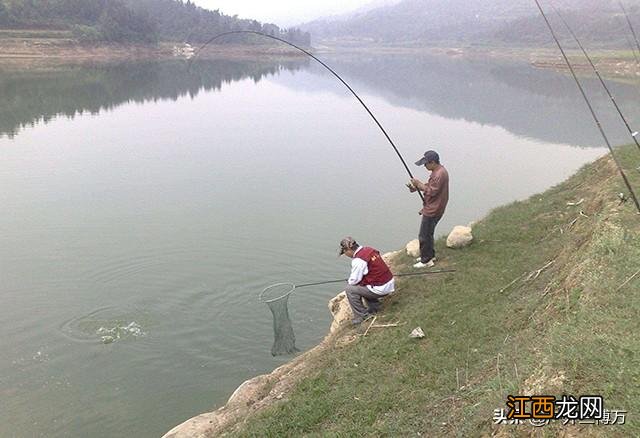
[260,283,300,356]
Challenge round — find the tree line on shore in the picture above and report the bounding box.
[0,0,311,46]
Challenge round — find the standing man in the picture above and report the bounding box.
[339,237,395,325]
[408,150,449,269]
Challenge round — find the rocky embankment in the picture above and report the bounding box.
[162,251,401,438]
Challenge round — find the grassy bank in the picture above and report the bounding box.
[221,145,640,436]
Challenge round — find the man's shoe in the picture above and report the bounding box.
[413,259,435,269]
[352,313,374,325]
[416,257,436,263]
[367,304,381,314]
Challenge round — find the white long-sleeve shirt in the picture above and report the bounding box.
[347,246,395,295]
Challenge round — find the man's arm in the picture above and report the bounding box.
[424,173,443,198]
[347,258,368,285]
[410,178,426,192]
[406,182,418,193]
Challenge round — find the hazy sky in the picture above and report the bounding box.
[192,0,374,26]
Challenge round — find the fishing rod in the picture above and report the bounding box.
[622,30,640,65]
[260,269,456,303]
[189,30,424,202]
[296,269,456,288]
[619,1,640,57]
[533,0,640,214]
[551,3,640,153]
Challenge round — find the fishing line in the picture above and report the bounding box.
[621,30,640,65]
[619,1,640,57]
[189,30,424,202]
[551,3,640,153]
[533,0,640,213]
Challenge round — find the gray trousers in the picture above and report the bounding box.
[345,285,382,318]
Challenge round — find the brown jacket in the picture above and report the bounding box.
[421,164,449,217]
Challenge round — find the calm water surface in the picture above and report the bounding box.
[1,54,635,437]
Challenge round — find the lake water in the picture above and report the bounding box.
[1,53,636,437]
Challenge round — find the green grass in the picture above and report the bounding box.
[223,145,640,437]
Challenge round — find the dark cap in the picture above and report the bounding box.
[415,150,440,166]
[338,236,358,255]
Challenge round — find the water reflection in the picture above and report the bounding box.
[0,58,309,138]
[3,54,637,147]
[280,54,640,148]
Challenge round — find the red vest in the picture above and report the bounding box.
[355,247,393,286]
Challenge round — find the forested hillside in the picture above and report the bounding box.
[301,0,640,48]
[0,0,310,45]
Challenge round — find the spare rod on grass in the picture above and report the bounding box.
[551,3,640,153]
[533,0,640,214]
[190,30,423,203]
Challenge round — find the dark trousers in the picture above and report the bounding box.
[419,215,442,263]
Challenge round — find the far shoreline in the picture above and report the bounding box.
[0,39,308,69]
[1,36,638,81]
[313,42,640,82]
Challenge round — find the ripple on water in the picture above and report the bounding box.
[96,321,146,344]
[59,306,150,344]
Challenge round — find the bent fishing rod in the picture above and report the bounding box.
[551,3,640,153]
[296,269,456,288]
[189,30,424,203]
[533,0,640,214]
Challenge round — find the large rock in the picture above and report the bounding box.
[328,292,353,333]
[382,250,401,265]
[406,239,420,257]
[446,226,473,248]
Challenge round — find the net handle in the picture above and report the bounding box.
[259,282,296,304]
[295,269,456,289]
[260,269,456,302]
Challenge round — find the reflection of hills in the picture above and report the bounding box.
[0,59,308,138]
[282,55,640,148]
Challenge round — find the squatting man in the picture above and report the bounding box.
[339,237,395,325]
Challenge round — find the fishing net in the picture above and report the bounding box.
[260,283,300,356]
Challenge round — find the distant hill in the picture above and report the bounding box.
[0,0,310,46]
[300,0,640,48]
